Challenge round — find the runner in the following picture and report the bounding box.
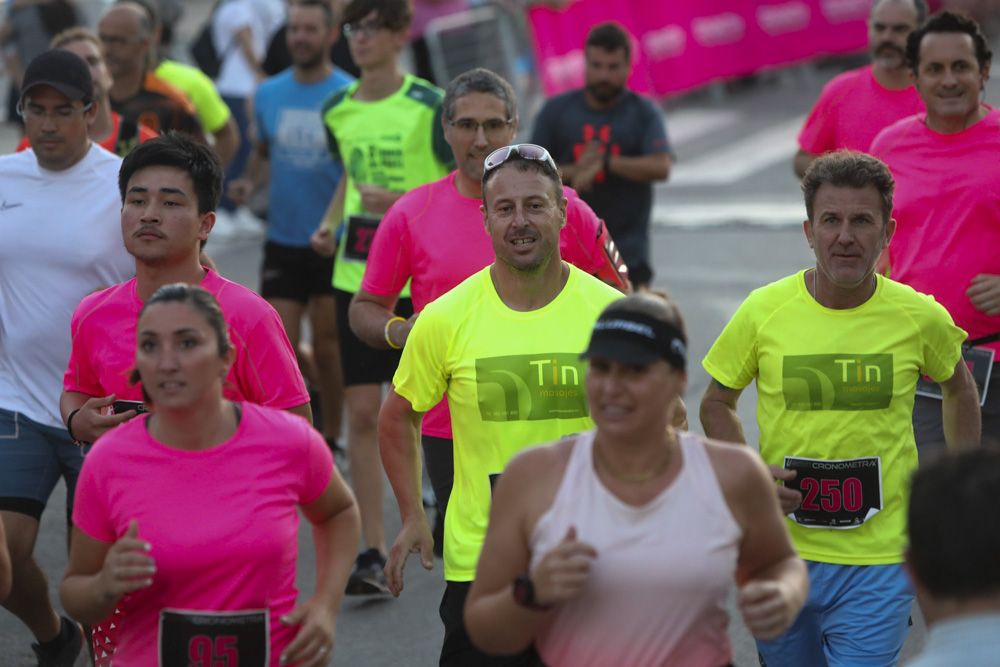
[531,21,672,288]
[60,284,360,666]
[98,2,204,140]
[869,11,1000,453]
[794,0,926,178]
[466,295,807,666]
[61,132,311,447]
[700,151,980,666]
[16,27,158,157]
[309,0,452,596]
[0,49,132,665]
[350,67,629,556]
[228,0,354,454]
[380,144,623,666]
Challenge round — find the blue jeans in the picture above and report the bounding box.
[219,94,252,212]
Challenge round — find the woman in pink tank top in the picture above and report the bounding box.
[465,294,808,666]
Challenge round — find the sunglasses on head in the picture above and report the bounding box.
[483,143,558,176]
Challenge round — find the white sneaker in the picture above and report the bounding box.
[234,207,266,238]
[210,209,240,239]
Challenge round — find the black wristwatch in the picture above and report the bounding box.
[512,574,552,611]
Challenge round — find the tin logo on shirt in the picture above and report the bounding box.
[475,353,589,421]
[783,354,893,411]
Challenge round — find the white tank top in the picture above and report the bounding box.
[530,430,741,667]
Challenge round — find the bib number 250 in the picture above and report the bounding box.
[784,456,883,529]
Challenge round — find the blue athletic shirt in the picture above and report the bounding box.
[254,67,355,247]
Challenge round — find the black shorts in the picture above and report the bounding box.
[260,241,335,304]
[439,581,544,667]
[334,288,413,387]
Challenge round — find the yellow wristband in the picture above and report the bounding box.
[384,316,406,350]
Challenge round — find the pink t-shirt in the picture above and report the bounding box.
[64,269,309,409]
[870,109,1000,353]
[798,65,924,155]
[361,171,610,438]
[73,403,333,666]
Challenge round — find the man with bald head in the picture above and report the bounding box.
[793,0,927,178]
[97,1,204,140]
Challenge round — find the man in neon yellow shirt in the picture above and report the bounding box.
[380,144,622,666]
[309,0,452,597]
[700,151,981,666]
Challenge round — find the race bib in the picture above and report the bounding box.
[784,456,882,529]
[159,609,269,667]
[915,346,994,406]
[343,215,380,261]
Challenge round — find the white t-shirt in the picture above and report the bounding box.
[212,0,282,97]
[0,144,134,428]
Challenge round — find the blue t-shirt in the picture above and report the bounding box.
[254,67,354,247]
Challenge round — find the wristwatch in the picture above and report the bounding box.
[512,574,552,611]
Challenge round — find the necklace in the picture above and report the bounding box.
[592,436,673,484]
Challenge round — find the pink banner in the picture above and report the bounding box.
[529,0,872,99]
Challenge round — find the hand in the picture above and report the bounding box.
[575,141,603,169]
[226,178,253,206]
[738,579,798,640]
[769,466,802,515]
[384,515,434,597]
[96,520,154,604]
[530,526,597,607]
[967,274,1000,316]
[73,394,139,444]
[570,159,602,194]
[310,226,337,258]
[357,184,399,215]
[280,597,336,666]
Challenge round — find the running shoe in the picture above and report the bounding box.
[31,616,84,667]
[345,548,390,595]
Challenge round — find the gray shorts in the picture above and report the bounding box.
[913,362,1000,464]
[0,407,87,521]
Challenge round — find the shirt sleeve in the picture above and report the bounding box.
[231,307,310,409]
[391,304,450,413]
[559,189,604,275]
[530,99,557,155]
[72,453,116,543]
[361,199,414,296]
[639,97,672,157]
[298,424,334,506]
[918,297,968,383]
[63,305,103,396]
[702,299,760,390]
[188,69,232,133]
[797,84,838,155]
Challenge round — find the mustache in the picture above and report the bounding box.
[874,43,904,56]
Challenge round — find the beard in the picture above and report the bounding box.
[291,47,325,70]
[871,42,905,68]
[586,82,625,104]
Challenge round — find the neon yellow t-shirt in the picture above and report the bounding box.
[321,74,452,294]
[702,271,965,565]
[154,60,231,133]
[394,264,622,581]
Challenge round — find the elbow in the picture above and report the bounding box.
[463,603,534,656]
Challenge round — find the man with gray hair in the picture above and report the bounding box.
[350,67,628,560]
[97,1,203,139]
[794,0,927,178]
[701,151,980,665]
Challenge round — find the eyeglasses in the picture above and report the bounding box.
[483,143,558,175]
[449,118,513,140]
[343,20,386,39]
[98,34,146,48]
[17,101,93,122]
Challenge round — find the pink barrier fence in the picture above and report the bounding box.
[529,0,872,98]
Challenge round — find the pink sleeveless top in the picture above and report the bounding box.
[530,431,741,667]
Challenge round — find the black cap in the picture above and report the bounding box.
[581,307,687,370]
[19,49,94,104]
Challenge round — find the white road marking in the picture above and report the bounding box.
[653,199,804,227]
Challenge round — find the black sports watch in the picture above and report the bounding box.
[512,574,552,611]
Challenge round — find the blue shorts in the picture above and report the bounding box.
[0,407,87,522]
[756,561,913,667]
